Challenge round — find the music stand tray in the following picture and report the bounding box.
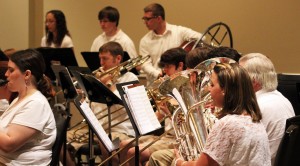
[79,74,123,105]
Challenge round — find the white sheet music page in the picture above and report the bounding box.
[124,85,161,135]
[80,101,115,151]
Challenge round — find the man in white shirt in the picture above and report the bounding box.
[239,53,295,165]
[90,6,138,59]
[66,41,138,166]
[139,3,203,85]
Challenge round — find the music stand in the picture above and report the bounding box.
[116,81,162,166]
[36,47,78,80]
[79,73,123,165]
[50,65,78,165]
[73,97,120,165]
[0,49,8,61]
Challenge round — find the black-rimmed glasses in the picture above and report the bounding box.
[142,16,157,22]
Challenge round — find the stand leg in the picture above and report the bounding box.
[88,128,95,166]
[135,138,139,166]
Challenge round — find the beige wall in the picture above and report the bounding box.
[0,0,30,50]
[1,0,300,73]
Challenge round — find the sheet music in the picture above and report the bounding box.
[123,85,161,135]
[79,100,116,151]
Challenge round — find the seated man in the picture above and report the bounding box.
[65,41,138,166]
[119,47,187,166]
[239,53,295,165]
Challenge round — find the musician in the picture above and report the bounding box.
[239,53,295,165]
[65,41,138,166]
[139,3,203,85]
[185,46,214,69]
[41,10,73,48]
[173,63,271,166]
[207,46,241,62]
[119,47,187,166]
[148,47,242,166]
[90,6,138,59]
[0,49,56,165]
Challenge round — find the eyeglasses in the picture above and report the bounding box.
[99,19,111,23]
[45,20,55,24]
[142,16,157,22]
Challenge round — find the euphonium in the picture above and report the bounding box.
[171,57,236,161]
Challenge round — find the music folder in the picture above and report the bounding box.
[116,81,162,136]
[36,47,78,80]
[73,97,119,152]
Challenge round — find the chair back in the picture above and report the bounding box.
[50,105,71,166]
[274,115,300,166]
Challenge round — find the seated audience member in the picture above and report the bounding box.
[172,63,271,166]
[65,41,138,166]
[0,49,56,165]
[119,47,187,166]
[91,6,138,59]
[239,53,295,165]
[41,10,73,48]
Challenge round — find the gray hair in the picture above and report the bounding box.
[239,53,278,91]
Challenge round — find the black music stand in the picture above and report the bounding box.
[36,47,78,81]
[51,65,77,166]
[0,49,8,61]
[79,73,123,166]
[116,81,162,166]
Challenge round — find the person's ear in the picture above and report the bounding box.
[116,55,122,63]
[24,70,32,79]
[178,62,184,70]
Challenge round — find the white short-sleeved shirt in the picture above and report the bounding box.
[41,35,74,48]
[0,91,56,165]
[256,89,295,164]
[139,23,202,85]
[0,99,9,114]
[203,114,271,166]
[90,29,138,59]
[91,72,139,137]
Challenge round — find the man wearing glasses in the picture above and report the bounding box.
[91,6,138,59]
[140,3,203,85]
